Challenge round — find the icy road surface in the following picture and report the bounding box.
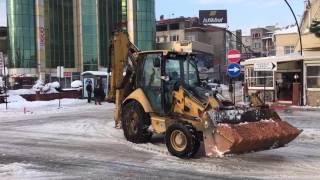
[0,102,319,179]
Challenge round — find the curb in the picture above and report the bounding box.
[270,104,320,112]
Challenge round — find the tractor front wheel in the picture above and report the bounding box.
[165,123,200,158]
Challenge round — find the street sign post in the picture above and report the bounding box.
[227,63,241,78]
[57,66,64,108]
[254,62,277,71]
[227,63,241,104]
[57,66,64,78]
[0,52,3,76]
[227,49,241,63]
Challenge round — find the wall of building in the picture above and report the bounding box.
[274,33,298,56]
[250,28,265,54]
[44,0,75,70]
[7,0,37,72]
[156,29,184,43]
[5,0,156,86]
[98,0,127,69]
[0,27,7,55]
[242,36,252,53]
[128,0,155,51]
[296,0,320,52]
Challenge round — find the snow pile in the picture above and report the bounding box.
[0,77,3,88]
[32,80,60,94]
[0,98,88,111]
[32,80,44,91]
[6,94,27,104]
[260,119,275,123]
[71,80,82,88]
[0,78,4,94]
[42,82,60,94]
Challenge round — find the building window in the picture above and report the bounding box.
[252,33,261,39]
[254,42,261,49]
[156,25,167,31]
[156,37,160,43]
[246,68,274,88]
[284,46,295,55]
[307,65,320,89]
[169,23,180,30]
[163,36,168,42]
[185,35,195,41]
[170,35,179,42]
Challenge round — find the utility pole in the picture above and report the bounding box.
[3,55,8,110]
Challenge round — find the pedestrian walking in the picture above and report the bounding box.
[94,83,104,105]
[86,81,93,103]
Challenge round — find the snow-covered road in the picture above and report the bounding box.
[0,101,319,179]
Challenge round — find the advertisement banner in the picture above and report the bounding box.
[83,78,94,98]
[199,10,228,24]
[39,27,45,48]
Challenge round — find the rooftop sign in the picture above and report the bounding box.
[199,10,228,24]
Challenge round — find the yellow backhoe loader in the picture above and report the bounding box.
[108,32,302,158]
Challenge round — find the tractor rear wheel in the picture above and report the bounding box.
[165,122,200,158]
[121,101,152,143]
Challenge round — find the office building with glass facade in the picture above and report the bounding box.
[7,0,37,71]
[128,0,155,50]
[6,0,155,87]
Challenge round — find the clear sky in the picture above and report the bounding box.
[0,0,5,26]
[0,0,305,34]
[156,0,305,34]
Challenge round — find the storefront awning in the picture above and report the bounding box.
[81,71,109,77]
[241,54,303,66]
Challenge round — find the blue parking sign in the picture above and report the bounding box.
[227,63,241,78]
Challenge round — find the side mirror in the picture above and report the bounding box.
[153,57,161,68]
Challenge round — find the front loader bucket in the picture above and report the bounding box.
[203,120,302,157]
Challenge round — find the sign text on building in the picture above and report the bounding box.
[254,62,277,72]
[199,10,228,24]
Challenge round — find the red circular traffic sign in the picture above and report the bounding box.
[227,49,241,63]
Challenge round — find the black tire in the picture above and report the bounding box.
[121,101,152,143]
[165,122,200,158]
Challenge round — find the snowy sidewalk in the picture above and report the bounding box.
[0,92,115,120]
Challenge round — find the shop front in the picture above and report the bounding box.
[304,57,320,106]
[242,55,304,105]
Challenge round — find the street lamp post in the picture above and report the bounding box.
[3,56,8,110]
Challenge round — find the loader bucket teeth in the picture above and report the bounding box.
[204,120,302,157]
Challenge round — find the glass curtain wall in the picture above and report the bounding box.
[82,0,98,71]
[7,0,37,68]
[44,0,75,69]
[98,0,127,68]
[133,0,155,50]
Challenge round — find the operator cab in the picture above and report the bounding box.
[136,51,221,115]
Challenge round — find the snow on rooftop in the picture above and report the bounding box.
[274,25,298,35]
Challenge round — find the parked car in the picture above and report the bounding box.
[207,83,222,94]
